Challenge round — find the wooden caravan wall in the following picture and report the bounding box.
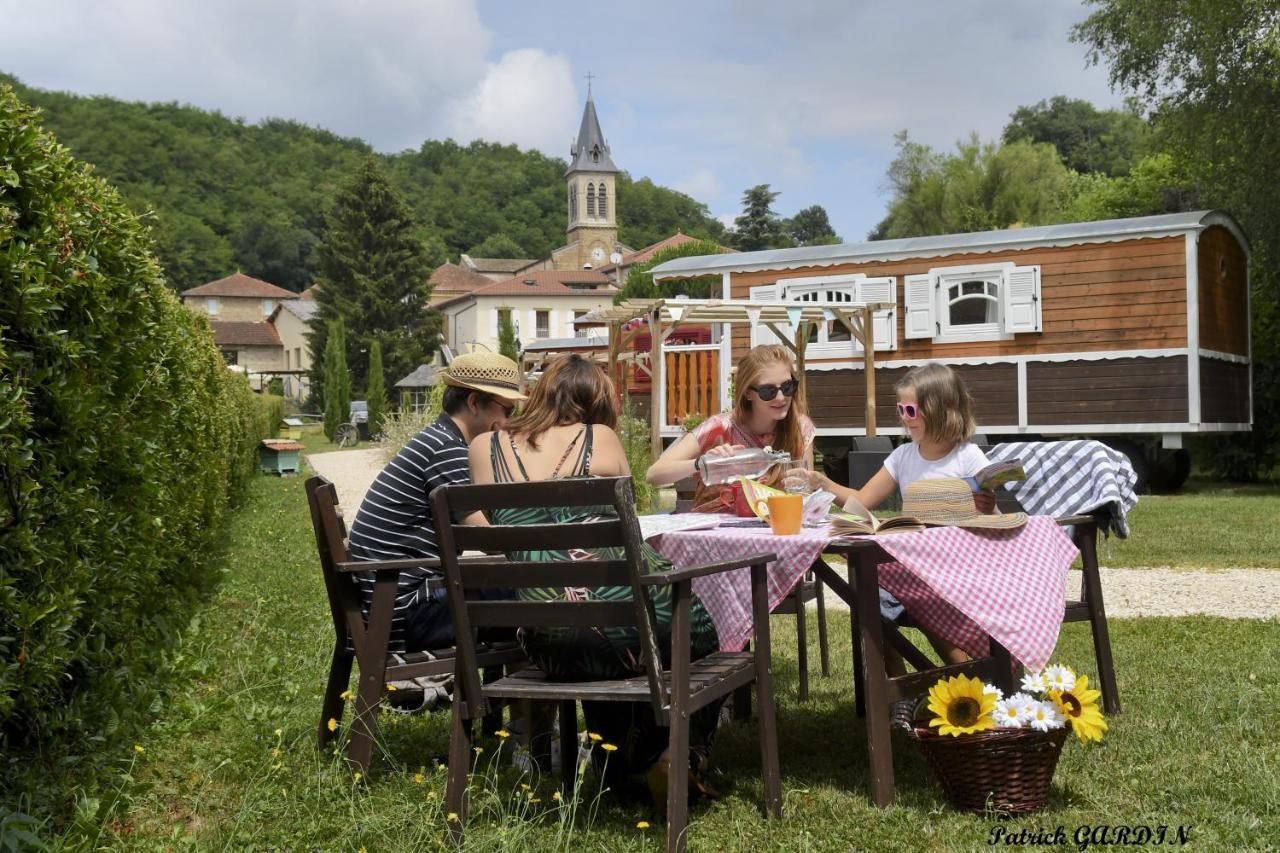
[1027,357,1188,424]
[728,235,1189,363]
[1197,225,1249,356]
[1199,358,1250,424]
[807,364,1016,430]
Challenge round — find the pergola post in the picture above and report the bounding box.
[862,305,877,437]
[649,307,663,459]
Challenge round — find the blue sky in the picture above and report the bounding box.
[0,0,1125,240]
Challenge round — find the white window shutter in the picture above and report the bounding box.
[749,284,783,346]
[1002,265,1041,333]
[904,273,934,339]
[854,277,898,351]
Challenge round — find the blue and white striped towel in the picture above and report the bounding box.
[987,440,1139,538]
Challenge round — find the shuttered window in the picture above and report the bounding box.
[748,274,897,355]
[916,263,1042,343]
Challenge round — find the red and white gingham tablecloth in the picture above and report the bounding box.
[651,516,1078,672]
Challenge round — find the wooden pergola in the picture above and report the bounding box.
[575,297,894,457]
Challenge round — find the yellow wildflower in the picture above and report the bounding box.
[327,718,338,732]
[447,812,459,822]
[552,791,562,801]
[341,689,354,701]
[637,820,650,830]
[495,729,511,739]
[529,797,541,804]
[386,684,398,691]
[586,732,602,742]
[274,728,283,738]
[414,773,425,784]
[473,746,484,754]
[520,783,531,790]
[601,743,618,752]
[270,747,282,759]
[353,772,363,783]
[133,745,145,755]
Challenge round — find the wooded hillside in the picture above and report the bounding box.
[1,74,726,293]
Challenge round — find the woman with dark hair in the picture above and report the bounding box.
[468,353,723,804]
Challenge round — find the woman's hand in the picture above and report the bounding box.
[974,491,997,514]
[803,469,829,491]
[701,442,744,460]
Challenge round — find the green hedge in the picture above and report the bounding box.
[0,86,267,817]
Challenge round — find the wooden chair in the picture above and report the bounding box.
[305,475,525,774]
[673,474,831,703]
[432,476,782,853]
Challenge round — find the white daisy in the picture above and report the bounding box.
[1020,671,1048,694]
[1028,700,1066,732]
[982,682,1004,701]
[1016,693,1041,721]
[993,697,1025,728]
[1044,665,1076,692]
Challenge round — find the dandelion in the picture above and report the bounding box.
[270,747,282,759]
[552,791,562,801]
[327,718,338,732]
[601,743,618,752]
[358,847,367,853]
[426,791,438,801]
[274,728,283,738]
[496,729,511,739]
[133,744,145,755]
[353,771,363,783]
[341,689,354,701]
[386,684,398,692]
[529,797,541,804]
[520,783,531,791]
[447,812,460,822]
[637,821,651,830]
[473,746,484,755]
[414,773,426,784]
[586,732,602,742]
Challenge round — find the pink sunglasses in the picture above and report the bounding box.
[896,402,921,420]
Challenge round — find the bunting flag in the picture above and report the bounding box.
[823,308,837,321]
[786,306,803,329]
[667,304,685,322]
[746,307,761,324]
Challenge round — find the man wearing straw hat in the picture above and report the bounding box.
[347,353,526,685]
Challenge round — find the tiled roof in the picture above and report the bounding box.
[183,273,298,299]
[210,320,282,348]
[462,255,538,274]
[429,262,494,295]
[300,284,319,300]
[276,299,318,321]
[394,364,441,388]
[434,269,616,309]
[597,232,736,274]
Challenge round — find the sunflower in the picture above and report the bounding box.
[1049,674,1108,743]
[926,674,997,737]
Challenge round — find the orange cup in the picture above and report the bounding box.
[766,494,803,536]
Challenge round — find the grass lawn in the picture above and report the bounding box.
[1102,477,1280,569]
[74,469,1279,851]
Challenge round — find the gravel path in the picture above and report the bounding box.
[305,448,1280,620]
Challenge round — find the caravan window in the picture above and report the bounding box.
[946,278,1001,326]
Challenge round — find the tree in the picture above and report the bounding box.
[467,233,526,259]
[1074,0,1280,478]
[1003,95,1149,176]
[1064,153,1199,222]
[366,340,388,437]
[497,309,519,361]
[615,239,726,303]
[322,318,351,441]
[309,155,439,394]
[732,184,787,251]
[786,205,841,246]
[874,132,1072,239]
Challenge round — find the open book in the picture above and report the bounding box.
[964,459,1026,493]
[828,494,925,536]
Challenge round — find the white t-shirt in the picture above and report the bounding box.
[884,441,989,492]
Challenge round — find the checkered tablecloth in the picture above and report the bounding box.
[652,516,1078,671]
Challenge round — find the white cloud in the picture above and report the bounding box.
[674,168,722,200]
[442,48,578,156]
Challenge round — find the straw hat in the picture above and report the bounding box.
[901,477,1028,530]
[443,352,527,401]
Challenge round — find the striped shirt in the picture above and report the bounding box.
[346,414,470,651]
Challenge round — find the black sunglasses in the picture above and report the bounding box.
[750,378,799,401]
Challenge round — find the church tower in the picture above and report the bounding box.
[554,88,621,270]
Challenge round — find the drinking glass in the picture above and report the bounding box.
[782,459,814,495]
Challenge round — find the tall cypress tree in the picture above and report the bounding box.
[308,155,439,394]
[497,309,519,362]
[366,339,387,437]
[323,319,351,441]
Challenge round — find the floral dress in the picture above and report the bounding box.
[489,426,723,784]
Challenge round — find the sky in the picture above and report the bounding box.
[0,0,1126,241]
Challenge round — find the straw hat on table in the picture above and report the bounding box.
[443,352,527,402]
[901,477,1027,529]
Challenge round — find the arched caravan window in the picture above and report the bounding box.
[598,184,607,219]
[903,263,1042,343]
[747,273,897,355]
[587,183,596,216]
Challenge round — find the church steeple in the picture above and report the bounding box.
[567,90,618,175]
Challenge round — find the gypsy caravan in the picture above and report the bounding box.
[647,211,1251,490]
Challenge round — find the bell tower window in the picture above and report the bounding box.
[570,185,577,221]
[598,184,607,219]
[587,183,596,216]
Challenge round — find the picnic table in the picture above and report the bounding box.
[648,514,1083,806]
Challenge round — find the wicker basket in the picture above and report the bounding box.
[908,722,1068,815]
